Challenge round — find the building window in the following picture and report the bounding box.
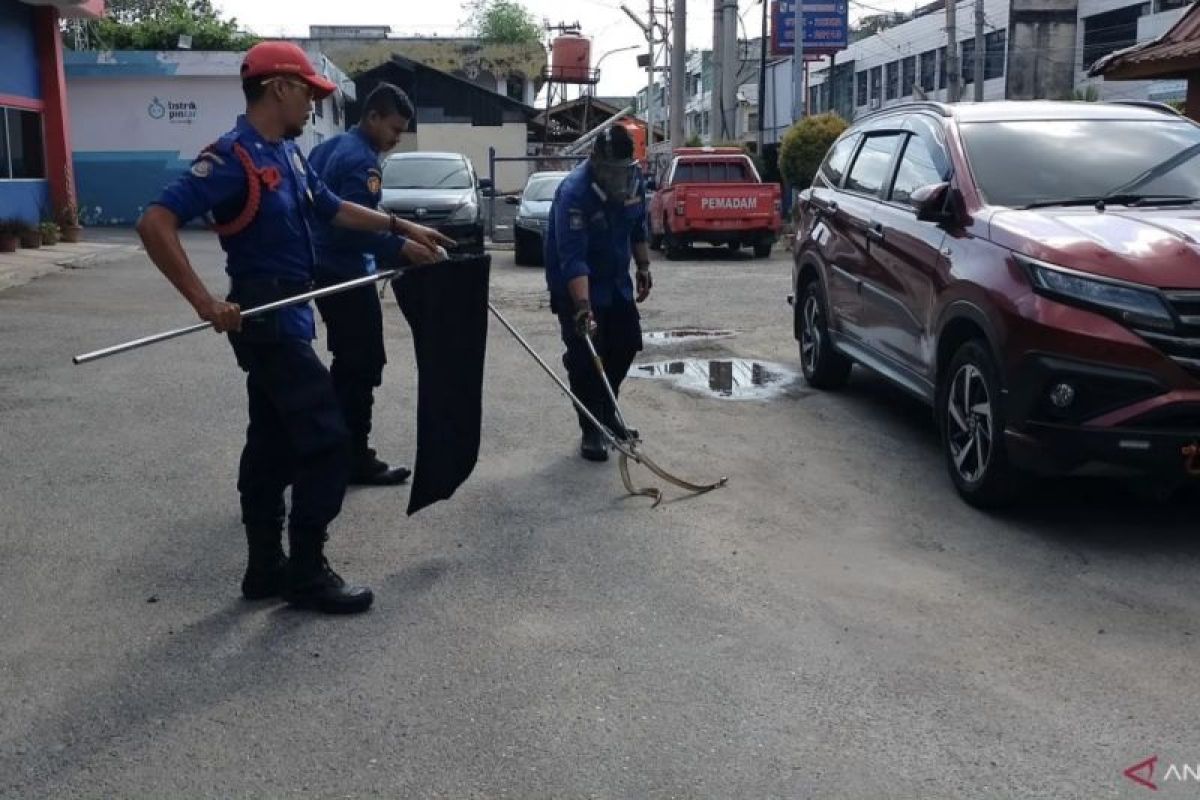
[961,38,976,85]
[507,75,524,101]
[985,30,1007,80]
[886,61,899,100]
[919,50,936,91]
[809,86,819,112]
[870,66,882,103]
[938,46,948,90]
[902,56,916,96]
[332,96,342,127]
[1156,0,1189,11]
[1,108,45,180]
[1083,6,1147,70]
[856,71,868,106]
[748,111,759,131]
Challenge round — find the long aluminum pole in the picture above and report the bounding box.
[670,0,686,147]
[73,269,401,365]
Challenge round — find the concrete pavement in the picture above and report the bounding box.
[1,231,1197,799]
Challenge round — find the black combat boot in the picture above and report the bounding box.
[580,426,609,462]
[349,447,412,487]
[241,525,288,601]
[283,528,374,614]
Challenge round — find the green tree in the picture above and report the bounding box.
[73,0,258,51]
[778,112,848,188]
[463,0,542,45]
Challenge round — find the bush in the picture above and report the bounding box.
[778,112,848,189]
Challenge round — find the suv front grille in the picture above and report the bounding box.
[1136,291,1200,378]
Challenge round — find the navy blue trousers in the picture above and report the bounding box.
[314,280,388,460]
[229,336,349,533]
[556,297,643,435]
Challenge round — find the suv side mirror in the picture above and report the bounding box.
[478,177,494,195]
[504,194,521,205]
[912,182,958,224]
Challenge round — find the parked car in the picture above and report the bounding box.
[649,147,782,260]
[511,171,568,266]
[792,100,1200,507]
[379,152,490,254]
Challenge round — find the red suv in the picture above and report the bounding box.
[792,100,1200,507]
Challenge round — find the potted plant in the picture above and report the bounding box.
[40,220,60,246]
[58,203,83,243]
[0,219,19,253]
[18,221,41,249]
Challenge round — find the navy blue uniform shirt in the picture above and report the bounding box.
[309,126,406,280]
[152,115,342,340]
[544,161,647,309]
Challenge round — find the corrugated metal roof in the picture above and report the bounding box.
[1091,1,1200,78]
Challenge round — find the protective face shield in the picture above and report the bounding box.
[591,125,639,205]
[591,158,639,205]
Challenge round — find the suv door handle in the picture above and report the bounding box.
[867,222,885,243]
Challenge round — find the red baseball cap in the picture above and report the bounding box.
[240,41,337,100]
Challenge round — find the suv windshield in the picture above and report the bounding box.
[524,177,563,201]
[960,119,1200,209]
[383,158,472,190]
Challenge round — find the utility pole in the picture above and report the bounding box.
[671,0,686,147]
[712,0,724,143]
[758,0,768,151]
[974,0,985,102]
[792,0,805,122]
[720,0,738,139]
[621,4,656,153]
[946,0,960,103]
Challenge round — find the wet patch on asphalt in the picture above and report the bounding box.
[630,358,803,400]
[643,328,736,346]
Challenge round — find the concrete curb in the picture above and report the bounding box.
[0,241,140,294]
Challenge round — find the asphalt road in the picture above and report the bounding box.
[1,232,1197,799]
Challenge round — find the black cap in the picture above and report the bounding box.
[592,124,635,162]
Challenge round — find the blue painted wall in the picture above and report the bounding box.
[74,151,192,226]
[0,181,49,225]
[0,2,41,99]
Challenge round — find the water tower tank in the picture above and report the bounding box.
[551,33,592,83]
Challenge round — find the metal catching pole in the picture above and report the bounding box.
[72,269,403,365]
[488,303,727,507]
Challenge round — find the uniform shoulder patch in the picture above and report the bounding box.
[190,158,213,178]
[366,168,382,195]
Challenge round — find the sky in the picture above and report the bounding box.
[214,0,909,99]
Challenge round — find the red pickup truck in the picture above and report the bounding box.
[648,147,782,260]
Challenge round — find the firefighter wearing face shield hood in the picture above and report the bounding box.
[544,124,654,462]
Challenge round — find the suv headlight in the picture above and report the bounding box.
[448,201,478,224]
[1021,256,1175,332]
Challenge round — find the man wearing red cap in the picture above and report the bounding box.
[137,42,454,615]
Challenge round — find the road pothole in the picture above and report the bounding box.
[631,358,800,400]
[644,328,736,345]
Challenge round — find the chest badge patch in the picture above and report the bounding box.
[367,170,382,195]
[569,209,585,231]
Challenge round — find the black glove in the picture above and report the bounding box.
[573,297,597,339]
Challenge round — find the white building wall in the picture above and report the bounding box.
[1073,3,1188,102]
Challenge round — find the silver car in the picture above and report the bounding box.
[512,171,568,266]
[380,152,490,254]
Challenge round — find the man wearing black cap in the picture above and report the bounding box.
[544,124,653,461]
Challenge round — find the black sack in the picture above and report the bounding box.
[392,255,491,515]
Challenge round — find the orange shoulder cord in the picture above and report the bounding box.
[208,143,284,238]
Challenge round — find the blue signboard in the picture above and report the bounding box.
[771,0,849,55]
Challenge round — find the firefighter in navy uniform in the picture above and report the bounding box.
[544,125,653,462]
[309,83,418,487]
[136,42,453,615]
